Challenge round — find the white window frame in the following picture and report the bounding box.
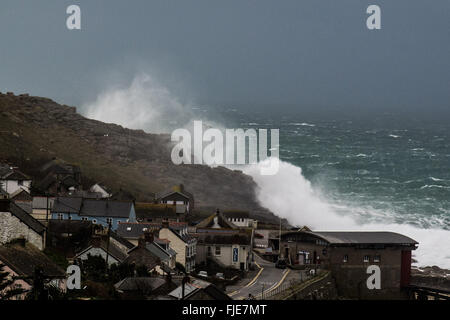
[363,255,370,263]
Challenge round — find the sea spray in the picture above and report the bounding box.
[243,159,450,268]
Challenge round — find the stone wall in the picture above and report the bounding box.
[0,211,44,250]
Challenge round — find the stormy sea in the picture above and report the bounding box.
[84,74,450,269]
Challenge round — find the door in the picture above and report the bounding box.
[400,250,412,287]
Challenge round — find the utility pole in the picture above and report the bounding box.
[105,220,112,270]
[279,217,282,259]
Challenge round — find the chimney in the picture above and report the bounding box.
[144,231,154,244]
[0,199,11,211]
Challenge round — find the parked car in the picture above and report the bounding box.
[275,259,287,269]
[215,273,225,280]
[198,271,208,278]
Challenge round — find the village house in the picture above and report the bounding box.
[74,235,129,266]
[0,199,46,250]
[0,241,66,299]
[155,184,194,215]
[51,197,136,230]
[159,221,197,273]
[145,236,177,272]
[194,211,252,271]
[123,236,161,274]
[0,163,32,195]
[116,222,162,246]
[36,159,82,195]
[280,230,418,299]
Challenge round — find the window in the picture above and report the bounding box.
[58,213,63,220]
[67,215,72,221]
[374,255,381,263]
[81,217,88,221]
[215,246,221,256]
[92,219,97,224]
[106,218,113,225]
[126,227,132,231]
[207,246,212,257]
[343,255,348,263]
[363,255,370,263]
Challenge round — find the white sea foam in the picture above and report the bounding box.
[244,159,450,268]
[420,184,450,190]
[290,122,316,127]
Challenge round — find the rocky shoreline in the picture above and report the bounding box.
[411,266,450,291]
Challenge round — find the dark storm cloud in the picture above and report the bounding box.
[0,0,448,113]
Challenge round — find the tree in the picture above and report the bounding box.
[0,263,25,300]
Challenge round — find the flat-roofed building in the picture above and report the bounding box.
[281,230,418,299]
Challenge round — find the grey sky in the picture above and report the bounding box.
[0,0,449,114]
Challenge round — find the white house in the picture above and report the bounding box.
[0,164,32,195]
[89,183,112,198]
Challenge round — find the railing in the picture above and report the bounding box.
[258,269,329,300]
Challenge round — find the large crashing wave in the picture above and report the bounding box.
[244,160,450,268]
[82,74,450,268]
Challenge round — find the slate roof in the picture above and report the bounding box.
[310,231,418,245]
[32,197,55,210]
[0,164,31,180]
[168,278,231,300]
[123,246,160,270]
[116,222,162,240]
[51,197,133,218]
[146,242,176,261]
[156,185,194,202]
[10,188,32,201]
[80,199,132,218]
[14,201,32,214]
[51,197,83,213]
[168,224,196,244]
[115,277,167,292]
[282,230,418,246]
[1,201,46,234]
[110,231,135,250]
[0,242,65,281]
[75,237,128,263]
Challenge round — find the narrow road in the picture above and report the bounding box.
[228,254,289,300]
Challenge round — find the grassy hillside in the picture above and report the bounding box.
[0,92,277,222]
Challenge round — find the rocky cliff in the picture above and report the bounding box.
[0,92,276,222]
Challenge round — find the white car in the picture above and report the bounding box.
[198,271,208,278]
